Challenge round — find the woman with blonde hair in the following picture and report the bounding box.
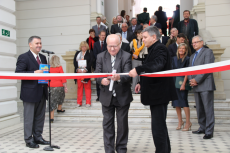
[73,41,94,107]
[172,43,192,131]
[49,55,68,123]
[112,17,118,25]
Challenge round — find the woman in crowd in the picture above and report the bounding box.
[129,30,148,93]
[112,17,118,25]
[49,55,68,123]
[86,29,99,51]
[120,10,127,23]
[73,41,94,107]
[172,43,192,131]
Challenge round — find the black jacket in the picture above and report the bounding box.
[161,36,169,45]
[73,50,94,82]
[110,24,122,34]
[128,24,143,39]
[93,40,107,69]
[178,19,199,42]
[135,41,177,105]
[154,11,167,28]
[86,36,99,50]
[15,51,48,103]
[168,43,177,57]
[121,42,131,54]
[120,31,133,42]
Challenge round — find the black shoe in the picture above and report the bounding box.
[203,134,213,139]
[57,109,65,113]
[26,141,39,148]
[192,130,205,134]
[96,98,99,101]
[50,119,54,123]
[35,138,50,145]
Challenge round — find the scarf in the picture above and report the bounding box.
[88,36,95,50]
[133,39,145,59]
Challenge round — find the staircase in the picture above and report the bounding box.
[47,81,230,131]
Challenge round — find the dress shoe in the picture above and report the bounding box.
[176,121,184,130]
[192,130,205,134]
[203,134,213,139]
[57,109,65,113]
[182,122,192,131]
[50,119,54,123]
[35,138,50,145]
[26,141,39,148]
[96,98,99,101]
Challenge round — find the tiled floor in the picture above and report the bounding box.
[1,121,230,153]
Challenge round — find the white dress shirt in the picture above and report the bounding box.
[30,50,41,63]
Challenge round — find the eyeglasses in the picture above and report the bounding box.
[107,43,120,49]
[191,41,201,45]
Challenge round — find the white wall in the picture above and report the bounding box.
[205,0,230,99]
[0,0,20,129]
[104,0,118,29]
[180,0,193,20]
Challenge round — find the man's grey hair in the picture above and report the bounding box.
[106,34,121,44]
[142,26,161,40]
[192,35,203,41]
[171,27,178,31]
[122,23,128,27]
[101,16,106,21]
[131,17,137,21]
[151,15,157,22]
[143,23,149,26]
[28,36,41,44]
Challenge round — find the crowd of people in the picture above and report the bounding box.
[16,5,216,153]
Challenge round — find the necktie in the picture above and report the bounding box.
[132,26,135,32]
[192,52,198,66]
[36,55,41,65]
[101,41,103,50]
[111,56,116,96]
[98,25,100,31]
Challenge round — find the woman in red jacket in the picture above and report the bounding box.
[49,55,68,123]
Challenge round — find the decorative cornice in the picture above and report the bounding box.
[191,3,205,15]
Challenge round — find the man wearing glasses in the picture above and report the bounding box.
[95,34,133,153]
[189,35,215,139]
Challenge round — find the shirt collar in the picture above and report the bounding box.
[98,24,101,28]
[176,43,179,47]
[196,47,203,54]
[30,50,39,58]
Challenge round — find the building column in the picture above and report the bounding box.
[0,0,20,129]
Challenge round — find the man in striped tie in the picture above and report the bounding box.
[95,34,133,153]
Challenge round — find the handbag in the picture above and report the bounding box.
[175,77,191,90]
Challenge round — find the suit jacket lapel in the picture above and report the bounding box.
[105,52,112,73]
[28,51,39,68]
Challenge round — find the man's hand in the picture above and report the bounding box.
[129,68,138,78]
[180,84,185,91]
[135,84,141,93]
[140,23,144,26]
[34,70,43,73]
[170,34,173,39]
[133,54,138,59]
[190,79,198,87]
[111,74,120,81]
[101,78,110,86]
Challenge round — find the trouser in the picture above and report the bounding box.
[23,94,46,143]
[77,79,91,105]
[96,82,100,99]
[162,27,167,36]
[132,60,142,92]
[102,96,130,153]
[150,103,171,153]
[194,91,215,135]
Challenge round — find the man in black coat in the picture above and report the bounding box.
[93,30,107,101]
[110,15,123,34]
[120,23,133,43]
[150,15,162,29]
[128,17,143,39]
[159,28,169,45]
[129,26,177,153]
[168,33,186,57]
[116,33,131,54]
[95,34,133,153]
[15,36,49,148]
[155,6,168,36]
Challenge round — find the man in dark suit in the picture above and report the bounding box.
[168,33,186,57]
[111,15,123,34]
[137,7,150,25]
[150,15,162,29]
[159,28,169,45]
[155,6,168,36]
[128,17,143,39]
[172,4,180,29]
[92,16,106,37]
[121,23,133,43]
[129,26,177,153]
[189,35,216,139]
[93,30,107,101]
[95,34,133,153]
[15,36,49,148]
[116,33,131,54]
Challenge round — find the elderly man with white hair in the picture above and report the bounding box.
[121,22,133,43]
[150,15,162,29]
[95,34,133,153]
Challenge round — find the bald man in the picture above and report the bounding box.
[95,34,133,153]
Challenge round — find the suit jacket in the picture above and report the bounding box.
[93,40,107,69]
[110,24,122,34]
[188,47,216,92]
[15,51,48,103]
[178,19,199,42]
[92,25,106,37]
[95,50,133,107]
[152,22,162,29]
[121,42,131,54]
[168,43,177,57]
[120,31,133,42]
[128,24,143,39]
[137,12,150,24]
[161,36,169,45]
[154,11,167,28]
[135,41,177,105]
